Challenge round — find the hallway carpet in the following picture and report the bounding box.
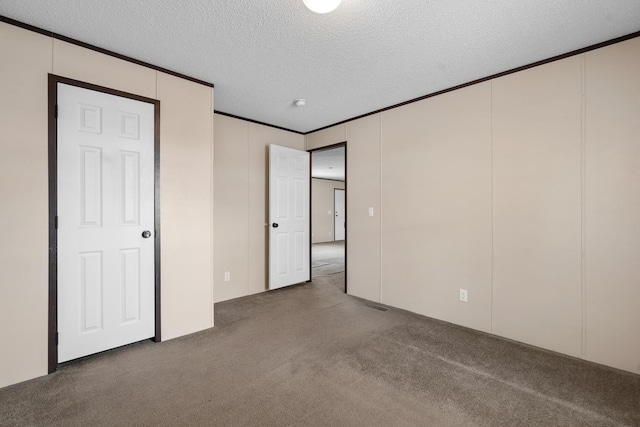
[1,273,639,426]
[312,241,345,291]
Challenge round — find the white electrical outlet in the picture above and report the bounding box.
[459,289,468,302]
[224,272,231,282]
[368,207,374,217]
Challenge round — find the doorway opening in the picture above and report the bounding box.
[309,143,346,293]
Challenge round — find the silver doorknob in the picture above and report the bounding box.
[142,230,152,238]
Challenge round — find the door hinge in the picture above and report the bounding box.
[55,105,58,119]
[55,216,58,229]
[55,332,59,346]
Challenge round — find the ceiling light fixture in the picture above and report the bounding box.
[294,98,306,107]
[303,0,342,14]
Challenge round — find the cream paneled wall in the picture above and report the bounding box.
[306,36,640,375]
[381,83,493,333]
[0,21,214,388]
[492,57,583,357]
[213,114,305,303]
[0,23,52,389]
[307,124,346,150]
[213,115,250,303]
[345,115,382,303]
[53,39,157,99]
[584,37,640,373]
[156,73,214,340]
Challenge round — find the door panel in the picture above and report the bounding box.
[57,83,155,363]
[120,151,140,225]
[79,146,102,226]
[121,248,141,323]
[79,251,103,332]
[269,145,310,289]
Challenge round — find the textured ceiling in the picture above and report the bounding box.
[312,147,345,181]
[1,1,639,133]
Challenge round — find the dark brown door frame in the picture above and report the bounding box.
[48,74,162,373]
[308,142,347,293]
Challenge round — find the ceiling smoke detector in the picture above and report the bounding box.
[294,98,306,107]
[303,0,342,14]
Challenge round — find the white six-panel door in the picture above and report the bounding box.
[334,189,345,241]
[57,83,155,363]
[269,144,310,290]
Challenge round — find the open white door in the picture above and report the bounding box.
[334,189,345,241]
[57,83,155,363]
[269,144,310,290]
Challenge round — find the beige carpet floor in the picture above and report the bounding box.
[1,261,639,426]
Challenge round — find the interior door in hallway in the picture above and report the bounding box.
[334,189,345,241]
[57,83,156,363]
[269,144,310,290]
